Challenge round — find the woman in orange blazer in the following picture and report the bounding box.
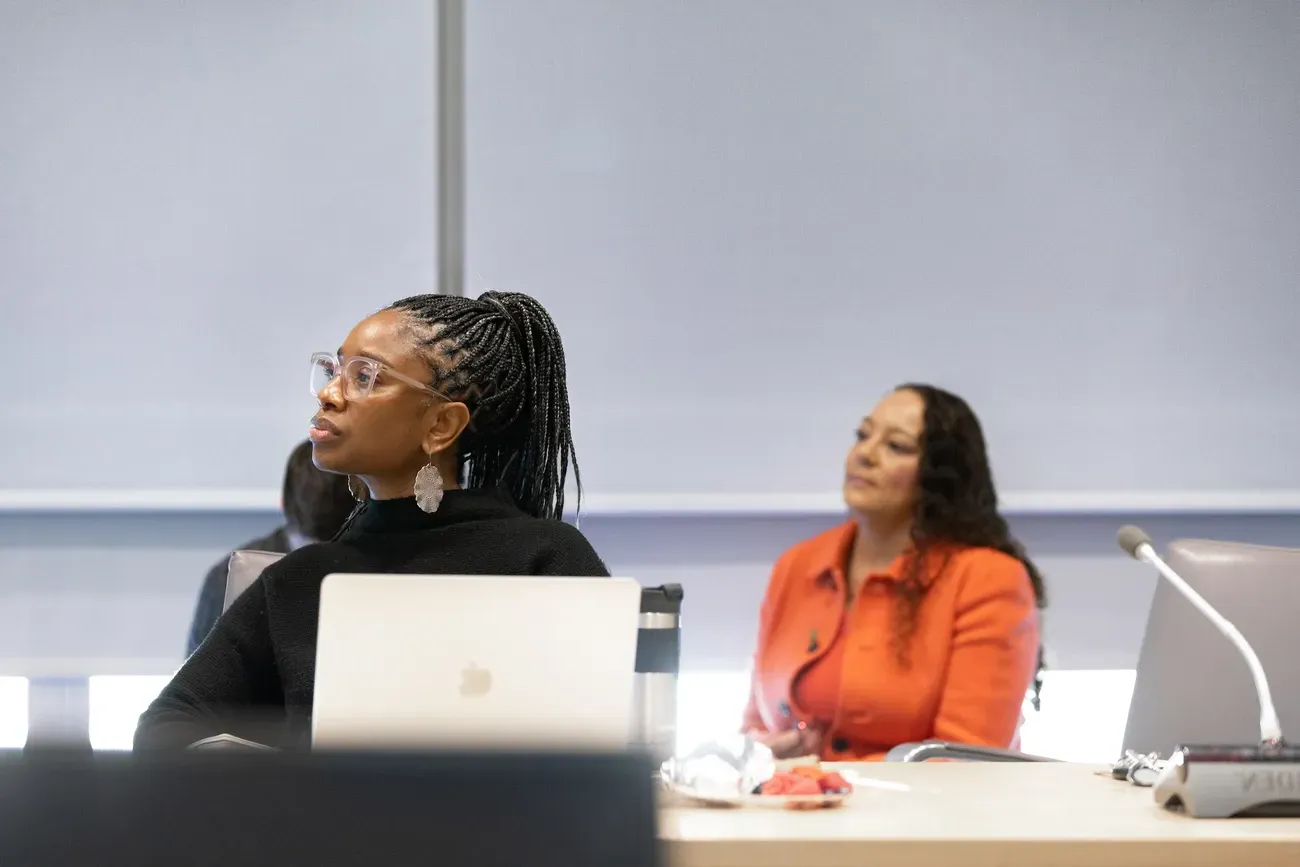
[743,383,1046,761]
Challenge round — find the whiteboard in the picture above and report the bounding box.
[1,0,435,497]
[464,0,1300,513]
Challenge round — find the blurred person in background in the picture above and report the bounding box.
[743,384,1046,761]
[186,440,355,655]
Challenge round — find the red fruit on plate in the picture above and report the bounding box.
[817,771,852,794]
[785,776,822,796]
[760,774,796,795]
[789,765,827,781]
[761,772,823,796]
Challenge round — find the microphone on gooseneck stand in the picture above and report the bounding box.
[1118,526,1284,746]
[1117,525,1300,818]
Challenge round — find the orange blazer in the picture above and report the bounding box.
[743,522,1039,761]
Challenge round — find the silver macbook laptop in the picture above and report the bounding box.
[311,574,643,751]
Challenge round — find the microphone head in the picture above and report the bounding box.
[1117,525,1154,559]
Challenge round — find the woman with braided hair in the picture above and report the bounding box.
[136,291,608,750]
[742,384,1046,761]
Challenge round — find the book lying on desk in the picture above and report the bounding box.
[187,734,279,752]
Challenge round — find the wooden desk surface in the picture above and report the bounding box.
[659,761,1300,867]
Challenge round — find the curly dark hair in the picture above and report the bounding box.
[891,383,1048,708]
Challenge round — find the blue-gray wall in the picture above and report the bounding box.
[4,511,1296,681]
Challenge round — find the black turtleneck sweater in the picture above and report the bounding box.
[134,489,609,751]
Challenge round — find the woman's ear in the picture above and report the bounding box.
[422,401,472,455]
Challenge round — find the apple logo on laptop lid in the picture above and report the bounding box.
[459,662,492,698]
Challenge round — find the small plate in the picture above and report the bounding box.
[661,779,850,810]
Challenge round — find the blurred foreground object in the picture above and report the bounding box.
[0,748,659,867]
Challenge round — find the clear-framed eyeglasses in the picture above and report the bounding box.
[310,352,447,402]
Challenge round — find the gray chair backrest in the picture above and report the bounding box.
[1122,538,1300,756]
[224,550,288,612]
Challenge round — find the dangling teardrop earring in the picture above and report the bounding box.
[413,453,444,513]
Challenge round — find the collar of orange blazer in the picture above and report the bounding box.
[807,523,958,593]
